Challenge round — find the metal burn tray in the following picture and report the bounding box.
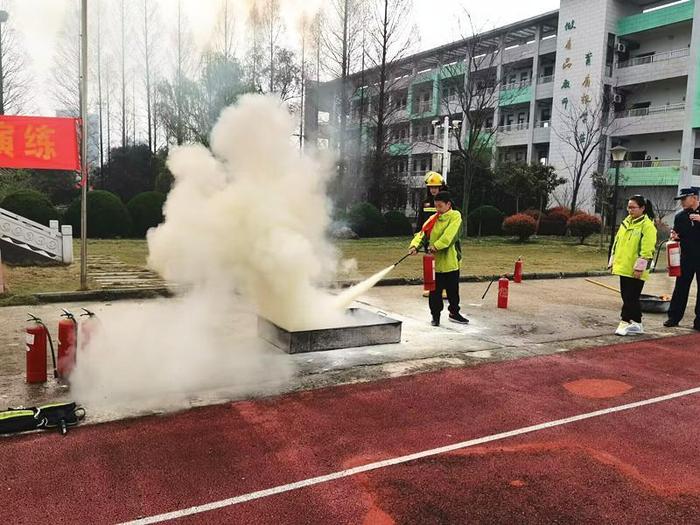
[257,308,402,354]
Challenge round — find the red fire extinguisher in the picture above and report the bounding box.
[667,240,681,277]
[498,276,509,309]
[514,257,523,283]
[26,316,48,383]
[423,254,436,292]
[57,309,78,379]
[78,308,99,352]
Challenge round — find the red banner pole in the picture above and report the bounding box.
[79,0,88,290]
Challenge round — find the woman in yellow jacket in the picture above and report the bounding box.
[408,191,469,326]
[610,195,657,336]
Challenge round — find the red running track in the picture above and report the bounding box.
[2,334,699,524]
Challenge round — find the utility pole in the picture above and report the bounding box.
[80,0,89,289]
[441,115,449,184]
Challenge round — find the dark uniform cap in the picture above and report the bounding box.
[674,187,700,200]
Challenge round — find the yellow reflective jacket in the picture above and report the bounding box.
[611,214,657,281]
[410,209,463,273]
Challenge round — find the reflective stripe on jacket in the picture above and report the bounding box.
[410,209,463,273]
[611,214,657,281]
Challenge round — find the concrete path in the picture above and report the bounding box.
[0,273,695,425]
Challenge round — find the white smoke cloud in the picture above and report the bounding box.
[70,95,367,410]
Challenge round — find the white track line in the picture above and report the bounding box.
[119,386,700,525]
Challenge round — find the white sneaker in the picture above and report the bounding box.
[626,321,644,335]
[615,321,630,336]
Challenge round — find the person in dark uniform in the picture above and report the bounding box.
[415,171,447,231]
[664,187,700,329]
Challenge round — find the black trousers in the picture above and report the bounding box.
[620,276,645,323]
[667,262,700,325]
[429,270,460,318]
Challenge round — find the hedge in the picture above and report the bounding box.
[127,191,166,237]
[65,190,132,238]
[468,205,505,236]
[503,213,537,242]
[0,189,59,226]
[383,211,413,237]
[348,202,386,238]
[568,213,602,244]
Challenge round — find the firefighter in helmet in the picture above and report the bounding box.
[417,171,448,298]
[416,171,447,232]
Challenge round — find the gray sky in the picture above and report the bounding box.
[7,0,560,115]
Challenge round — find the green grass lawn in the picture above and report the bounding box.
[0,235,619,304]
[338,235,610,280]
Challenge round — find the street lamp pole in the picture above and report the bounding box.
[0,10,9,116]
[608,145,627,258]
[441,115,449,184]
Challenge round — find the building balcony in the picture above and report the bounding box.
[615,48,690,86]
[611,103,685,136]
[388,142,411,156]
[535,77,554,100]
[533,120,551,143]
[608,159,681,187]
[496,123,529,146]
[499,85,532,107]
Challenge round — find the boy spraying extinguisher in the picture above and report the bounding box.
[408,191,469,327]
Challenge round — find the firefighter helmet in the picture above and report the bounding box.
[424,171,444,187]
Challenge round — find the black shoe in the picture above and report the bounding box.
[448,313,470,325]
[663,319,679,328]
[431,317,440,327]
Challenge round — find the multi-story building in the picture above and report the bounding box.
[305,0,700,218]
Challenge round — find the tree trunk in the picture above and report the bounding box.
[97,3,104,171]
[144,0,153,152]
[461,158,474,239]
[371,0,390,211]
[121,0,127,148]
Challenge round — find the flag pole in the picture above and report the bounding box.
[79,0,88,290]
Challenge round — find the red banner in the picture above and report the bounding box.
[0,115,81,171]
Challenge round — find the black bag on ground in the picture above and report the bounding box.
[0,408,41,434]
[36,402,86,434]
[0,402,85,436]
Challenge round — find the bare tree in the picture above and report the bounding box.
[141,0,161,152]
[95,0,105,171]
[422,14,528,235]
[260,0,285,94]
[120,0,128,147]
[245,2,263,90]
[214,0,236,60]
[50,5,81,116]
[0,3,30,114]
[553,89,618,213]
[322,0,366,202]
[364,0,416,210]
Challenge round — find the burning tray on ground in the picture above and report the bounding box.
[258,308,402,354]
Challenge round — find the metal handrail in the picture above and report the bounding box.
[617,47,690,69]
[618,159,680,168]
[501,79,532,91]
[538,75,554,84]
[614,102,685,119]
[535,120,551,128]
[497,122,528,132]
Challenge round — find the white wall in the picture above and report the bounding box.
[624,77,688,106]
[628,23,692,57]
[622,131,683,159]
